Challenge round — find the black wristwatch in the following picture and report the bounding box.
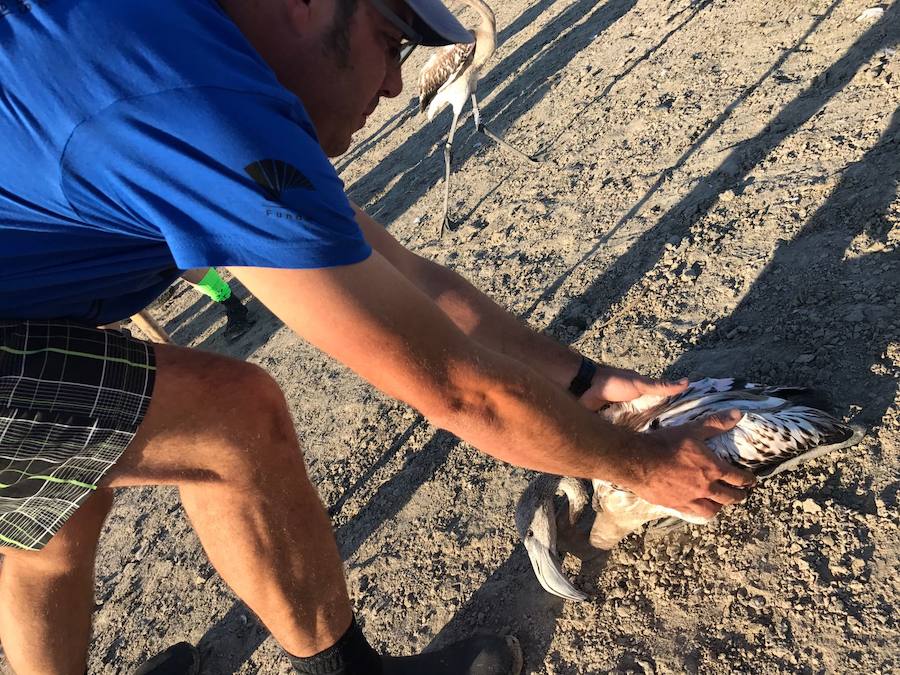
[568,355,598,398]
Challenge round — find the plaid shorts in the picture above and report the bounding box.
[0,321,156,551]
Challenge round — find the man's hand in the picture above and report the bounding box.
[622,410,757,517]
[579,364,689,411]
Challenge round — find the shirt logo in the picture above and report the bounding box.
[244,159,313,203]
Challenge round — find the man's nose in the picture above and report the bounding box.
[381,63,403,98]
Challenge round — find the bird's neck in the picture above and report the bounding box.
[466,0,497,63]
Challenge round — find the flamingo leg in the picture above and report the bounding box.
[130,310,172,344]
[440,110,461,238]
[471,95,539,166]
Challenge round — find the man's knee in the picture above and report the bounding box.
[121,346,303,485]
[223,361,295,445]
[198,360,305,482]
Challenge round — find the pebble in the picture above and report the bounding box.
[795,353,816,364]
[856,7,885,22]
[635,658,656,675]
[798,498,822,514]
[749,595,767,609]
[607,587,627,600]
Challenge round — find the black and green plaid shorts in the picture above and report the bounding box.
[0,321,156,551]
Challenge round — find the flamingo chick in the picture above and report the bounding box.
[516,377,865,600]
[418,0,539,236]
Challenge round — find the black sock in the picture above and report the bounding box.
[288,617,383,675]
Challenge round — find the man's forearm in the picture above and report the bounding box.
[351,203,582,388]
[414,259,582,388]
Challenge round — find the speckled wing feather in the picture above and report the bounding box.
[418,40,476,113]
[707,406,858,471]
[599,377,863,484]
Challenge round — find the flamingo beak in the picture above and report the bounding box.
[523,536,588,602]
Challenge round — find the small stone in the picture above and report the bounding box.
[749,596,766,609]
[800,498,822,514]
[795,353,815,364]
[636,658,656,675]
[850,557,865,575]
[681,263,702,281]
[719,190,736,202]
[856,7,885,22]
[607,587,626,600]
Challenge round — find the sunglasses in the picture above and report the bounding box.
[368,0,421,66]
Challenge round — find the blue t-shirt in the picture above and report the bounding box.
[0,0,371,324]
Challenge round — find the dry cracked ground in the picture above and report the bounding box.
[4,0,897,673]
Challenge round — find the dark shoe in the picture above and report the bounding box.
[221,294,255,341]
[133,642,200,675]
[382,634,523,675]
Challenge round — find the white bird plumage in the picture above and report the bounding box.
[515,377,865,601]
[417,0,538,236]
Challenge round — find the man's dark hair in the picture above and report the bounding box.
[324,0,359,67]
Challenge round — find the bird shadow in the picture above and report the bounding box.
[334,100,418,175]
[531,0,711,159]
[463,0,711,241]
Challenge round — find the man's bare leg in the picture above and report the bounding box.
[0,343,351,674]
[0,489,114,675]
[106,344,353,657]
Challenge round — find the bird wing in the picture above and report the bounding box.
[418,40,476,113]
[707,407,861,472]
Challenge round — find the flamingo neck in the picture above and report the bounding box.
[465,0,497,66]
